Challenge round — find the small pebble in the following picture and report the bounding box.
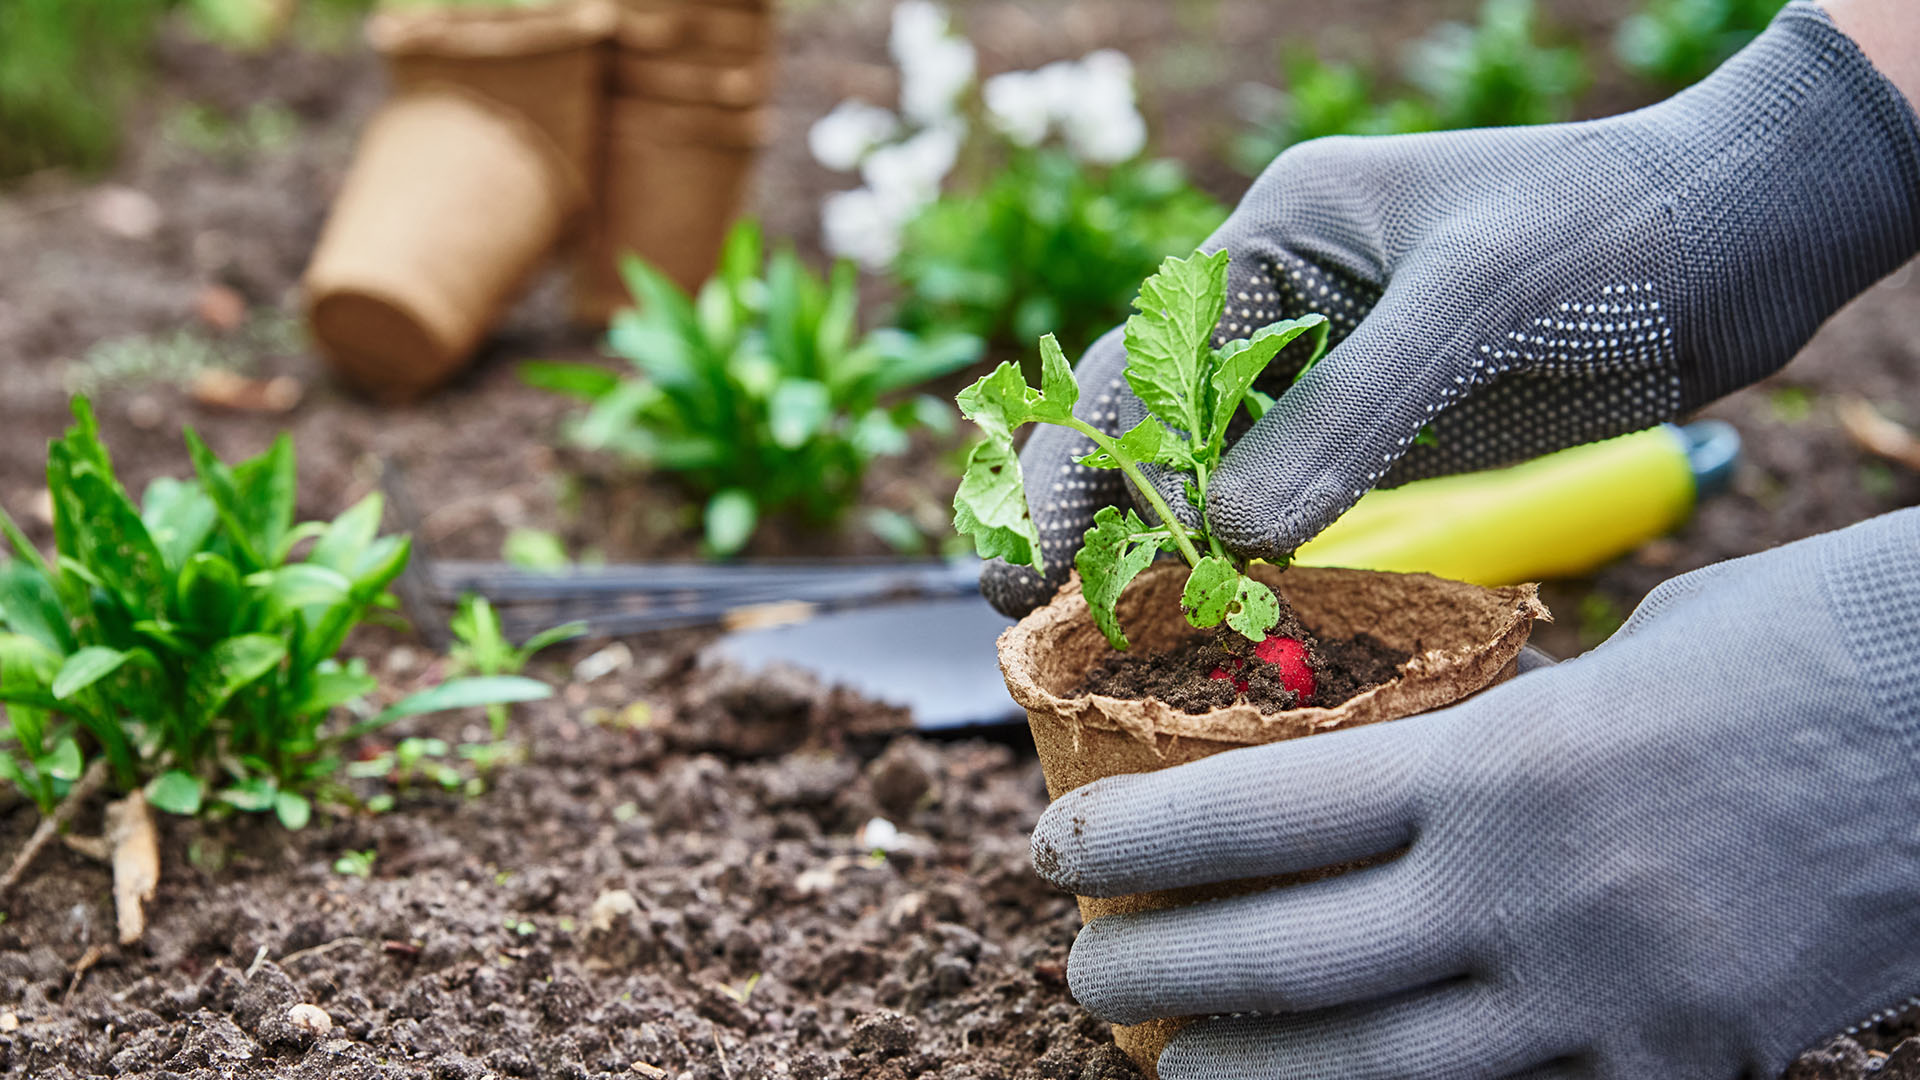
[286,1003,332,1036]
[630,1064,667,1079]
[0,1012,18,1031]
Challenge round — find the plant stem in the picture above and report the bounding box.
[1063,417,1204,568]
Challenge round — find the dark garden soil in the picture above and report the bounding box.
[2,2,1920,1079]
[1076,615,1409,714]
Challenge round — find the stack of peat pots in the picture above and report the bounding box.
[574,0,775,322]
[302,0,774,401]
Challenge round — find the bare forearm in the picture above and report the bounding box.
[1824,0,1920,107]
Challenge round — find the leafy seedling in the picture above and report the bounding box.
[333,849,376,878]
[953,249,1329,655]
[449,594,584,740]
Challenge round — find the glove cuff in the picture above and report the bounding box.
[1621,2,1920,407]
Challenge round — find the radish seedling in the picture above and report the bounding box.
[449,593,583,740]
[953,249,1329,652]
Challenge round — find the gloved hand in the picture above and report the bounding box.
[982,2,1920,618]
[1028,508,1920,1079]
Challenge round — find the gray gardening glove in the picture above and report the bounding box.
[982,2,1920,617]
[1031,507,1920,1079]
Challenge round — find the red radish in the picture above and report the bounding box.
[1254,635,1315,699]
[1208,666,1250,693]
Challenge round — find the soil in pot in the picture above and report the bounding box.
[1076,615,1413,714]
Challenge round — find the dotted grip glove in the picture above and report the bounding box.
[1032,508,1920,1079]
[982,2,1920,618]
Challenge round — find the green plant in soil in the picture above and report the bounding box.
[0,398,552,827]
[895,150,1228,361]
[953,249,1328,651]
[1615,0,1786,87]
[522,220,984,557]
[448,594,583,740]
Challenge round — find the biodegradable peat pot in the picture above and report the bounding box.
[999,561,1547,1077]
[612,49,772,106]
[571,97,769,323]
[367,0,616,188]
[304,88,584,401]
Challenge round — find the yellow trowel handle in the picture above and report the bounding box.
[1292,423,1738,586]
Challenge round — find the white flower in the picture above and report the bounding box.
[859,817,903,853]
[808,100,899,172]
[821,187,907,269]
[982,69,1048,147]
[1062,96,1146,164]
[890,1,974,125]
[1055,49,1148,164]
[860,124,960,208]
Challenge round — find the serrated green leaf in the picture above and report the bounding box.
[1206,315,1328,450]
[1037,334,1079,418]
[1077,417,1195,471]
[952,439,1043,573]
[1076,506,1176,651]
[52,646,134,699]
[1181,556,1280,641]
[147,770,204,815]
[1122,250,1229,437]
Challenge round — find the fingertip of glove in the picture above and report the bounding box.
[1205,468,1353,560]
[979,559,1056,619]
[1029,798,1085,893]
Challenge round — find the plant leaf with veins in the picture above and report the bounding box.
[1076,506,1175,651]
[1122,250,1228,437]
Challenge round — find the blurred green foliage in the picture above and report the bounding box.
[895,150,1228,362]
[522,221,984,557]
[0,0,374,181]
[0,0,172,178]
[0,398,550,826]
[1233,0,1586,175]
[1615,0,1786,86]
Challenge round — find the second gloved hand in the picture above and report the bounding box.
[1030,508,1920,1079]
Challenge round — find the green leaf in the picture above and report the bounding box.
[188,635,287,720]
[185,429,296,571]
[1036,333,1080,419]
[350,676,555,737]
[1180,556,1280,641]
[704,490,758,557]
[147,771,205,815]
[1122,250,1230,437]
[52,646,134,699]
[1243,388,1277,422]
[1076,506,1175,651]
[519,621,588,659]
[0,562,71,653]
[43,736,83,783]
[140,476,218,570]
[955,354,1071,444]
[952,439,1044,573]
[249,563,352,614]
[768,379,832,449]
[307,493,383,575]
[1077,417,1194,471]
[274,791,312,830]
[1225,577,1281,641]
[176,552,243,636]
[288,663,379,718]
[1206,315,1328,450]
[217,776,277,812]
[519,360,622,401]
